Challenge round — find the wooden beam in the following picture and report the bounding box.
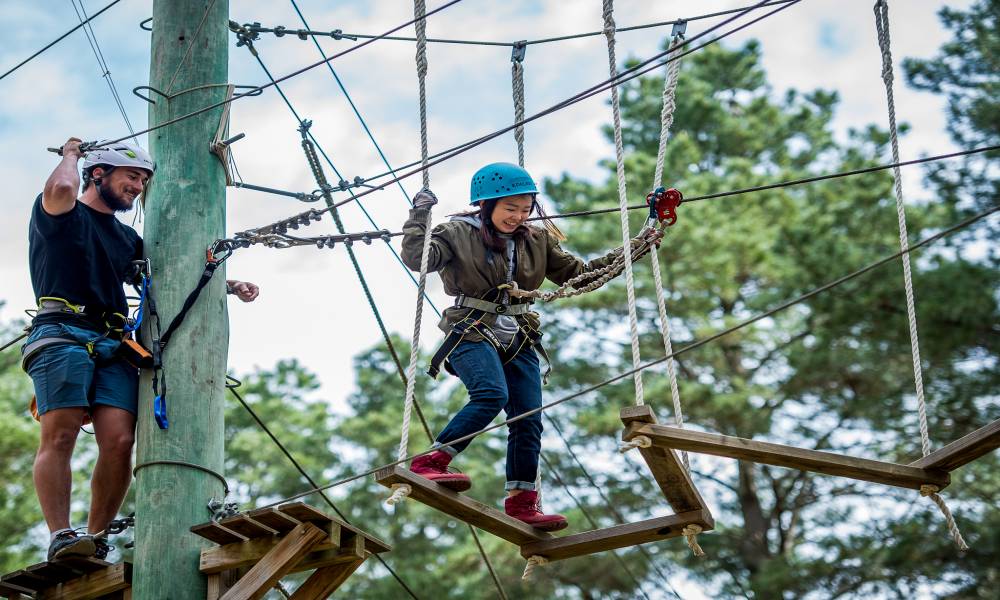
[520,508,714,562]
[201,522,341,575]
[375,466,551,546]
[26,561,81,581]
[909,419,1000,472]
[0,570,45,592]
[0,581,32,599]
[246,508,302,534]
[53,557,111,575]
[620,406,707,513]
[220,523,327,600]
[293,530,365,573]
[289,558,366,600]
[626,423,951,491]
[36,562,131,600]
[276,503,391,555]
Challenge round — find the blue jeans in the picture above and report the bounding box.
[435,341,543,491]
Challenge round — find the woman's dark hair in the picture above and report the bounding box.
[459,194,567,251]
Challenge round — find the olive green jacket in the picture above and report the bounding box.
[401,207,628,341]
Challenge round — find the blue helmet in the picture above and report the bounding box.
[469,162,538,205]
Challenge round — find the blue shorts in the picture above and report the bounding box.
[23,323,139,416]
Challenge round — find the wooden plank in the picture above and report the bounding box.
[520,508,714,562]
[909,419,1000,472]
[50,557,110,575]
[289,558,366,600]
[0,581,33,598]
[246,508,302,534]
[620,406,707,513]
[191,522,249,546]
[220,523,327,600]
[201,521,342,575]
[276,503,391,555]
[219,515,279,540]
[25,561,81,582]
[1,570,46,591]
[627,423,951,491]
[375,466,551,545]
[36,562,131,600]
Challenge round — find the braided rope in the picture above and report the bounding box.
[521,555,548,580]
[392,0,434,505]
[873,0,967,552]
[682,524,706,557]
[603,0,645,405]
[507,231,662,302]
[618,434,652,453]
[649,33,689,469]
[512,56,526,167]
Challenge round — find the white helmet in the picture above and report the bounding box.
[83,142,156,178]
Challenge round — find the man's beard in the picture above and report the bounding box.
[97,183,135,213]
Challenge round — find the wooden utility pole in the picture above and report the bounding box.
[134,1,230,598]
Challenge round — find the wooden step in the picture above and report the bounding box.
[375,465,551,546]
[519,508,714,561]
[909,419,1000,472]
[275,503,391,555]
[0,581,34,599]
[625,422,951,491]
[200,521,343,575]
[620,406,707,513]
[218,523,327,600]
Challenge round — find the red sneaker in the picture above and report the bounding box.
[504,491,568,531]
[410,450,472,492]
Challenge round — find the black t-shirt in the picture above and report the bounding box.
[29,194,143,327]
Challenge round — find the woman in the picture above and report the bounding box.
[401,162,658,531]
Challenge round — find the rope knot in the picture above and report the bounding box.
[919,484,940,497]
[618,435,652,454]
[682,524,706,557]
[385,483,412,506]
[521,555,549,580]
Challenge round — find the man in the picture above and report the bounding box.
[24,137,258,562]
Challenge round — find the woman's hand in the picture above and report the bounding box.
[413,188,439,208]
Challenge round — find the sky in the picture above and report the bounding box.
[0,1,978,596]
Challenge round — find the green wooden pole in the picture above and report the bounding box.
[134,1,230,598]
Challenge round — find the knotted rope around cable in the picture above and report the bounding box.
[873,0,967,552]
[389,0,434,508]
[618,434,652,453]
[682,524,706,557]
[521,555,549,580]
[603,0,645,406]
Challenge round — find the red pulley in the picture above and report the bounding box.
[646,187,683,226]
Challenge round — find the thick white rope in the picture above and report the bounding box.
[648,32,689,470]
[391,0,433,507]
[511,50,526,167]
[603,0,645,405]
[682,524,706,557]
[521,555,548,580]
[874,0,967,552]
[618,434,651,454]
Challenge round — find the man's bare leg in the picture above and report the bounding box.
[35,407,87,532]
[88,406,136,534]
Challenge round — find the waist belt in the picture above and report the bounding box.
[430,288,550,382]
[21,336,80,372]
[454,294,532,315]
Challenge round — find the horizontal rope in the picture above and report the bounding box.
[249,205,996,510]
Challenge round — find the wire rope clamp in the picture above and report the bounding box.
[511,40,527,63]
[671,20,688,38]
[646,186,683,227]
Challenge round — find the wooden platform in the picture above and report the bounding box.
[375,466,552,546]
[0,557,130,600]
[191,503,390,600]
[624,421,951,491]
[909,419,1000,472]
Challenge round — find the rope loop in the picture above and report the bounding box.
[682,524,706,557]
[618,435,652,454]
[521,555,549,580]
[385,483,412,506]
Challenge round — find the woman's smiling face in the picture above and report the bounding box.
[490,194,535,233]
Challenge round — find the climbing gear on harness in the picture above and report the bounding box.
[82,142,156,177]
[148,242,231,429]
[470,162,538,204]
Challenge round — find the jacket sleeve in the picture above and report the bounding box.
[401,207,455,273]
[544,231,641,288]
